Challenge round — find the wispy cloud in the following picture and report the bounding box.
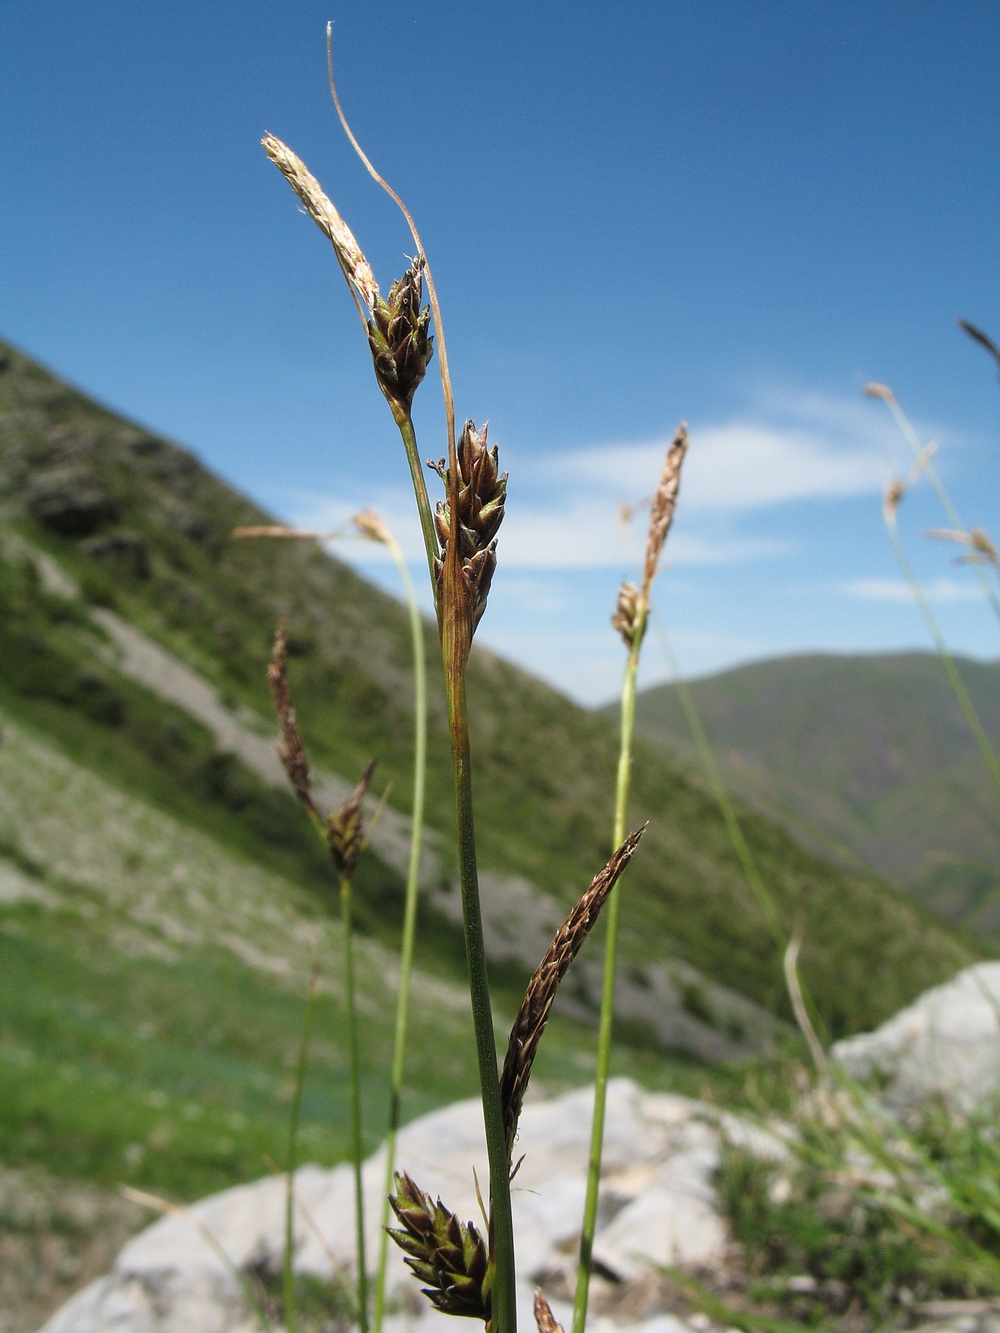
[842,577,984,604]
[529,389,905,513]
[283,389,947,575]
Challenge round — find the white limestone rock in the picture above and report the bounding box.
[831,961,1000,1111]
[37,1079,750,1333]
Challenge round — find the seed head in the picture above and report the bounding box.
[641,422,688,599]
[262,133,378,311]
[884,478,905,518]
[611,580,640,648]
[368,261,434,415]
[431,421,507,632]
[499,827,646,1162]
[353,508,393,546]
[533,1290,564,1333]
[387,1172,493,1321]
[327,759,377,879]
[864,381,895,403]
[267,622,316,819]
[263,135,433,418]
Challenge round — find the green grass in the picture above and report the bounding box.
[714,1075,1000,1325]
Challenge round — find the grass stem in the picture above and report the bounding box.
[447,669,517,1333]
[372,534,428,1333]
[282,950,320,1333]
[885,506,1000,796]
[571,618,643,1333]
[340,870,369,1333]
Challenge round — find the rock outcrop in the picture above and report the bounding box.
[37,1079,779,1333]
[832,961,1000,1111]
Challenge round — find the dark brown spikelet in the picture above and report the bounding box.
[499,827,647,1162]
[533,1289,564,1333]
[641,421,689,599]
[387,1172,493,1321]
[368,261,434,415]
[327,759,377,878]
[267,622,316,819]
[431,421,507,633]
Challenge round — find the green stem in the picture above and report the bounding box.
[886,509,1000,796]
[393,408,439,590]
[373,538,428,1333]
[448,670,517,1333]
[341,871,369,1333]
[283,956,319,1333]
[572,612,644,1333]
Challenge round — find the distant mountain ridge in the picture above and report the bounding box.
[628,652,1000,935]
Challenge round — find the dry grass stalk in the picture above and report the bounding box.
[927,526,999,567]
[782,900,828,1078]
[533,1290,564,1333]
[498,827,646,1161]
[884,442,939,521]
[327,759,377,879]
[233,525,329,541]
[640,421,689,599]
[262,133,378,313]
[267,622,316,820]
[387,1172,492,1322]
[959,319,1000,380]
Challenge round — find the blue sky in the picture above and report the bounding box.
[3,2,998,703]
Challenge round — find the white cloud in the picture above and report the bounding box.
[527,390,904,514]
[842,577,984,604]
[281,389,946,577]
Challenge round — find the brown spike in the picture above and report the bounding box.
[267,622,316,819]
[499,827,647,1162]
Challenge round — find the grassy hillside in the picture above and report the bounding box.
[629,652,1000,933]
[0,337,979,1205]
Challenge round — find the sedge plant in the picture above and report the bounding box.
[572,426,688,1333]
[263,43,658,1331]
[262,103,519,1332]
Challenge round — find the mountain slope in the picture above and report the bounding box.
[629,652,1000,933]
[0,335,975,1072]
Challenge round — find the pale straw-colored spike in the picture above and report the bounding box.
[353,507,393,546]
[262,133,379,311]
[641,421,689,598]
[863,381,895,402]
[533,1289,565,1333]
[233,524,330,540]
[906,440,938,486]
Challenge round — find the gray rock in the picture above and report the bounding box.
[831,961,1000,1111]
